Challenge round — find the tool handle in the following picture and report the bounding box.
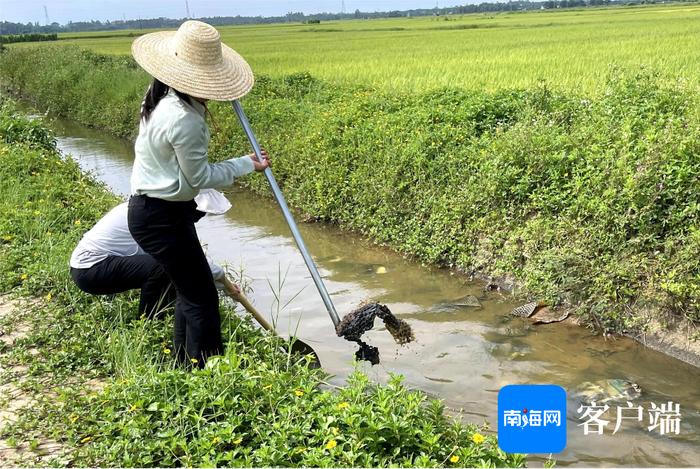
[231,100,340,327]
[222,276,274,332]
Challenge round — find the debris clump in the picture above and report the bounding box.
[510,301,541,318]
[336,302,414,365]
[510,301,569,324]
[355,341,380,365]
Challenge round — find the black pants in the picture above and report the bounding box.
[70,254,175,318]
[127,194,222,367]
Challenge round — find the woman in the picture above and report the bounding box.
[70,190,236,319]
[128,20,269,366]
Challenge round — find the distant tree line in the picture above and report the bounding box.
[0,33,58,44]
[0,0,694,35]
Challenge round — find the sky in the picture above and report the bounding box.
[0,1,464,25]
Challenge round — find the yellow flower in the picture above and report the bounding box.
[163,348,171,355]
[190,358,199,364]
[471,433,485,444]
[232,438,243,445]
[294,389,304,397]
[337,402,350,410]
[325,439,337,450]
[212,437,221,444]
[128,404,138,412]
[20,273,28,280]
[45,292,52,301]
[2,235,13,241]
[80,436,92,444]
[74,220,81,226]
[70,415,79,423]
[450,455,460,463]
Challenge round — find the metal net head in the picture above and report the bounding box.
[335,303,414,364]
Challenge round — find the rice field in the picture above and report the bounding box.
[37,3,700,92]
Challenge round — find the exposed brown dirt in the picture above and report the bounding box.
[627,314,700,368]
[565,307,700,368]
[0,296,62,467]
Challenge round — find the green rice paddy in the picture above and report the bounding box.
[42,3,700,92]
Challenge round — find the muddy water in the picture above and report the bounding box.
[47,115,699,467]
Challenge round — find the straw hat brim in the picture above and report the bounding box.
[132,31,254,101]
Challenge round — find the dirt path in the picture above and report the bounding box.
[0,295,62,466]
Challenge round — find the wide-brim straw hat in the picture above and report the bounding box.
[132,20,253,101]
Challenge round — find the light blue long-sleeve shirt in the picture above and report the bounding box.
[131,89,255,201]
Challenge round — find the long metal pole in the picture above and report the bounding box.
[232,100,341,327]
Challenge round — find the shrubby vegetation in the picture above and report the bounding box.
[0,48,141,138]
[1,45,698,334]
[0,100,522,466]
[0,33,57,44]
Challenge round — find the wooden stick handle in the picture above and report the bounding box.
[222,276,275,333]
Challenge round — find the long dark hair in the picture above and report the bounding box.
[140,78,217,130]
[140,78,194,121]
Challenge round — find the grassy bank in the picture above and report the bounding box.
[1,45,699,336]
[0,100,523,466]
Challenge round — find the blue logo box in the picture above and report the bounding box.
[498,384,567,453]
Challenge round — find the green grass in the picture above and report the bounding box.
[9,3,697,92]
[0,99,524,467]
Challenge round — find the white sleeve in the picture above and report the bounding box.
[207,257,226,291]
